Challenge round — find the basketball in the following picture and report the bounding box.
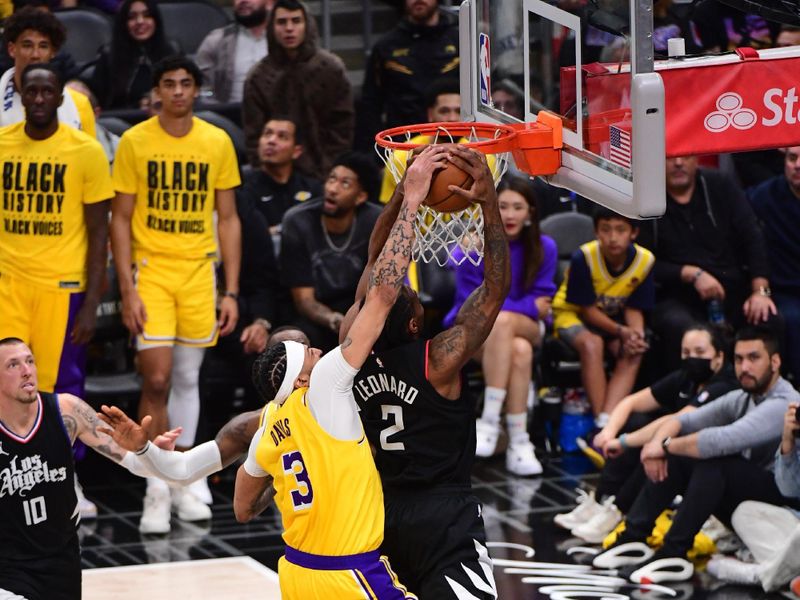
[424,162,474,213]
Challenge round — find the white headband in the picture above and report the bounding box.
[273,341,306,404]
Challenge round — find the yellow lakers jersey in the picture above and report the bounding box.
[0,122,112,289]
[552,240,655,330]
[112,116,240,261]
[255,389,384,556]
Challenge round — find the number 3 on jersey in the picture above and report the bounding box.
[380,405,405,451]
[281,451,313,511]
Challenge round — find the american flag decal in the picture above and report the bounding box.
[609,124,632,169]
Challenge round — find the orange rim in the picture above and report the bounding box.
[375,121,518,154]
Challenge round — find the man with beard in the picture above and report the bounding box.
[279,152,380,351]
[592,326,800,584]
[196,0,273,103]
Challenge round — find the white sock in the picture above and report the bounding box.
[167,345,206,447]
[506,412,530,446]
[481,387,506,424]
[595,412,610,429]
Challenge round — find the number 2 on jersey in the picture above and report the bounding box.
[281,451,313,511]
[380,405,405,451]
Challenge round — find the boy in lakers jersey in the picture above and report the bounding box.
[234,145,454,599]
[552,207,655,426]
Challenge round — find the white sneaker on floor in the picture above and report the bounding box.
[75,480,97,520]
[572,496,622,543]
[707,555,761,586]
[172,487,212,522]
[139,487,171,534]
[554,489,601,530]
[505,440,543,476]
[475,418,501,457]
[188,477,213,505]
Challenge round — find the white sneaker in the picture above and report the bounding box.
[554,489,601,530]
[475,418,501,457]
[505,440,543,476]
[188,477,213,505]
[706,555,761,586]
[139,487,171,534]
[172,487,212,522]
[75,480,97,520]
[572,496,622,543]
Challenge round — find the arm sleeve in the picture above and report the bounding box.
[195,30,219,88]
[82,141,114,203]
[650,371,683,410]
[776,446,800,499]
[111,133,138,194]
[306,347,363,441]
[243,425,270,477]
[625,266,656,310]
[564,251,596,306]
[318,62,354,165]
[678,389,742,433]
[726,182,770,280]
[242,70,269,167]
[279,212,314,289]
[132,441,224,485]
[691,398,786,459]
[215,133,242,190]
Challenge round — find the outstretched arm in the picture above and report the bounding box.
[341,146,448,368]
[427,146,511,397]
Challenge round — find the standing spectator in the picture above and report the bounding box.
[110,56,242,534]
[0,7,94,136]
[594,327,800,584]
[356,0,459,151]
[280,152,381,351]
[641,156,777,374]
[237,117,322,235]
[552,208,654,426]
[242,0,353,179]
[444,176,557,475]
[195,0,273,104]
[86,0,179,110]
[748,147,800,382]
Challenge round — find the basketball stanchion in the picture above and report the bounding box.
[374,115,563,267]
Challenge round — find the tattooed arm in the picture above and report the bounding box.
[427,146,511,399]
[340,145,449,370]
[59,394,129,463]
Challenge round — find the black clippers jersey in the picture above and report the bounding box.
[353,339,476,490]
[0,392,78,560]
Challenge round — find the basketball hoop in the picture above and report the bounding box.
[375,117,562,266]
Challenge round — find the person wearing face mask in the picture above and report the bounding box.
[590,325,800,584]
[556,323,736,543]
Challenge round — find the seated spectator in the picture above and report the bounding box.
[748,147,800,382]
[66,79,119,164]
[491,78,525,120]
[0,6,94,136]
[776,24,800,47]
[237,117,322,235]
[242,0,353,179]
[555,323,736,543]
[443,175,556,476]
[279,152,381,350]
[690,1,779,51]
[594,326,800,583]
[707,402,800,591]
[640,156,777,374]
[196,0,272,104]
[86,0,179,110]
[551,207,654,427]
[378,77,461,203]
[355,0,459,151]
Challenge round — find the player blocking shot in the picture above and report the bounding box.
[341,145,510,598]
[232,146,453,599]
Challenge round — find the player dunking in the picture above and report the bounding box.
[233,146,451,599]
[341,145,510,598]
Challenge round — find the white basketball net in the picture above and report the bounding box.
[375,124,510,267]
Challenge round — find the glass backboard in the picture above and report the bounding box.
[459,0,666,218]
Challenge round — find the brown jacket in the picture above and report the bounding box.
[242,2,354,179]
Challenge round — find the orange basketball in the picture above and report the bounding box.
[424,162,474,213]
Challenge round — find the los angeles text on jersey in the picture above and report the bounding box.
[146,160,209,234]
[354,373,419,405]
[2,161,66,236]
[0,453,68,498]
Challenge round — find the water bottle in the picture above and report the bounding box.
[707,299,725,325]
[560,388,594,452]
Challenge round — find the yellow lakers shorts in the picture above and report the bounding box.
[0,272,87,395]
[134,254,218,348]
[279,548,417,600]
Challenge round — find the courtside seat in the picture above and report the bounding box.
[97,116,132,137]
[159,0,231,57]
[54,8,112,70]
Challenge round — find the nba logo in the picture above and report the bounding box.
[479,33,491,106]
